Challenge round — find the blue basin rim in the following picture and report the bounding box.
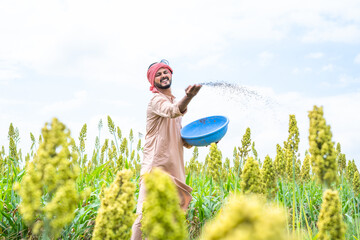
[181,115,229,139]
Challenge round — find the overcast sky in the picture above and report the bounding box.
[1,0,360,165]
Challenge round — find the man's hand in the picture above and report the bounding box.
[178,84,202,113]
[185,84,202,98]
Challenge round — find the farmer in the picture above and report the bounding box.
[131,60,202,240]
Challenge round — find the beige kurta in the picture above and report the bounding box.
[131,92,193,240]
[142,91,193,206]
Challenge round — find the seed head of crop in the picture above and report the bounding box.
[129,128,134,143]
[353,171,360,196]
[92,169,136,240]
[117,126,122,140]
[308,106,337,188]
[238,127,251,163]
[241,157,263,194]
[233,147,241,175]
[79,123,87,153]
[120,137,128,154]
[206,143,223,183]
[107,116,115,135]
[346,159,355,184]
[317,189,346,240]
[187,146,201,176]
[137,139,142,152]
[261,155,277,199]
[274,144,285,178]
[338,153,346,176]
[141,168,188,240]
[201,194,289,240]
[15,118,89,238]
[9,137,18,161]
[301,153,311,182]
[287,115,300,154]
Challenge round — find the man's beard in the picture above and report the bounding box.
[155,77,172,89]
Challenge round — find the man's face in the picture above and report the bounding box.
[154,67,172,90]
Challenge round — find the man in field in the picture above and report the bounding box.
[131,60,202,240]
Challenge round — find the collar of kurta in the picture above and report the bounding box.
[157,91,176,101]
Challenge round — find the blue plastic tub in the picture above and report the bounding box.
[181,115,229,147]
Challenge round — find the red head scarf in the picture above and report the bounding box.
[147,62,173,93]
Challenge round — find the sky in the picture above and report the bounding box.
[1,0,360,165]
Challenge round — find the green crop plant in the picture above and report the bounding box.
[141,168,188,240]
[241,156,263,194]
[9,137,18,164]
[15,118,89,239]
[206,143,223,184]
[116,126,122,141]
[2,109,360,240]
[346,159,355,184]
[223,157,231,174]
[186,146,201,176]
[108,141,116,161]
[100,139,109,164]
[120,137,128,155]
[335,143,344,175]
[232,147,241,176]
[353,159,359,173]
[238,127,251,167]
[29,132,37,158]
[274,144,286,178]
[284,114,300,182]
[135,153,141,176]
[0,153,3,175]
[285,147,294,181]
[317,189,346,240]
[77,123,87,168]
[200,194,289,240]
[308,106,337,189]
[252,142,259,166]
[338,153,346,176]
[92,169,136,240]
[301,154,311,182]
[353,171,360,196]
[261,155,277,199]
[107,116,121,153]
[287,115,300,154]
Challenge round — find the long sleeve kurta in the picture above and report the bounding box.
[131,92,193,240]
[141,92,192,208]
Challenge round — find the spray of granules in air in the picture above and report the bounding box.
[198,81,275,107]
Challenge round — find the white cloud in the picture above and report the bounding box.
[306,52,324,59]
[41,91,88,115]
[322,64,334,71]
[292,68,300,74]
[0,0,359,87]
[190,55,224,69]
[339,74,360,87]
[321,74,360,88]
[304,67,312,73]
[302,24,360,43]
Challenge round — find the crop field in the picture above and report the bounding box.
[1,105,359,240]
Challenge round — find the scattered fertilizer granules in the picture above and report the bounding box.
[198,81,275,107]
